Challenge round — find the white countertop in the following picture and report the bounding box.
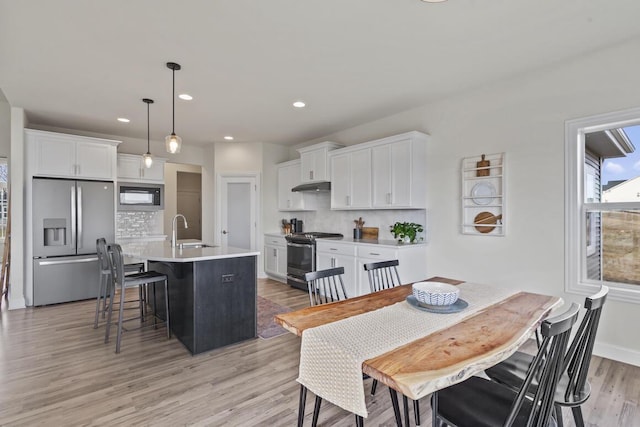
[319,237,427,248]
[120,241,260,263]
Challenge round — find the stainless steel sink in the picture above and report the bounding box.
[178,242,215,249]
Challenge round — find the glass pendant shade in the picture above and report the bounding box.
[165,132,182,154]
[143,152,153,168]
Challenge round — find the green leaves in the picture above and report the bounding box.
[390,222,424,243]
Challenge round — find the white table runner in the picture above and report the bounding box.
[297,282,516,417]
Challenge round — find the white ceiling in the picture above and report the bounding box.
[1,0,640,147]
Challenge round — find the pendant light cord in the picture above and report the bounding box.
[172,67,176,134]
[147,100,151,151]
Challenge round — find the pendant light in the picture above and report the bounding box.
[142,98,154,168]
[165,61,182,154]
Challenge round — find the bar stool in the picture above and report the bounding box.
[104,243,171,353]
[93,238,145,329]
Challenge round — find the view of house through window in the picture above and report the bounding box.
[584,126,640,287]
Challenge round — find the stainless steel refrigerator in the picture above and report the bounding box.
[32,177,115,305]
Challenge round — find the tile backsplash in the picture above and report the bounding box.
[280,193,428,241]
[116,211,164,238]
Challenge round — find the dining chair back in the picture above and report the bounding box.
[432,302,581,427]
[364,259,401,292]
[104,243,170,353]
[304,267,348,306]
[485,286,608,427]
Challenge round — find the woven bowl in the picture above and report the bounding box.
[412,282,460,306]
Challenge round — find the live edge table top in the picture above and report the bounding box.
[275,277,562,400]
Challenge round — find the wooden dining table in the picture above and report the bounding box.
[275,277,563,426]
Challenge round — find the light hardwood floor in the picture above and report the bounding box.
[0,279,638,426]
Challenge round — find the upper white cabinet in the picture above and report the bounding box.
[117,153,165,183]
[330,149,372,209]
[26,129,119,181]
[297,141,343,183]
[371,134,427,208]
[277,160,317,211]
[329,131,428,210]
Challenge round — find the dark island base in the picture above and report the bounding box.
[149,255,257,355]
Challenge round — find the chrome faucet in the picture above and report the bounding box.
[171,214,189,248]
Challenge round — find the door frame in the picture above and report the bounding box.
[215,173,261,250]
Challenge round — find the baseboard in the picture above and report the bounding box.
[593,342,640,367]
[8,295,26,310]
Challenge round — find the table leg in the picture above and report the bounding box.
[431,391,438,427]
[298,384,307,427]
[355,415,364,427]
[403,395,410,426]
[389,388,403,426]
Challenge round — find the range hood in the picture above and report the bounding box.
[291,181,331,192]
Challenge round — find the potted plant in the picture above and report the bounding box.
[390,222,424,243]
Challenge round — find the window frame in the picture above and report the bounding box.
[565,107,640,303]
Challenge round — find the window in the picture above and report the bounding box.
[566,107,640,303]
[0,158,6,241]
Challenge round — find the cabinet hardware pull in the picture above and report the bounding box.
[310,170,314,180]
[329,248,337,251]
[346,195,351,206]
[273,248,277,256]
[369,252,380,256]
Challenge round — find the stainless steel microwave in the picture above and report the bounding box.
[117,182,164,211]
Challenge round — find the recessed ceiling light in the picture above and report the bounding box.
[179,94,193,100]
[224,136,234,141]
[117,117,130,123]
[293,101,306,108]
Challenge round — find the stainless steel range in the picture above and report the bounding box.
[285,232,343,290]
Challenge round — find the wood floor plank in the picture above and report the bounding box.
[0,278,636,426]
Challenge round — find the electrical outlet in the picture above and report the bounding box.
[222,274,234,283]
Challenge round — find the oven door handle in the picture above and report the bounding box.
[287,242,314,248]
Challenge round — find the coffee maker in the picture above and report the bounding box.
[290,218,304,233]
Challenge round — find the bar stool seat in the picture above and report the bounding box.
[104,243,170,353]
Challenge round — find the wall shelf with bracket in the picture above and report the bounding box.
[461,153,505,236]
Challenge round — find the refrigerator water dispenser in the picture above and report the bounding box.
[43,218,67,246]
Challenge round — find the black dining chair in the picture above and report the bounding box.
[298,267,365,427]
[431,302,581,427]
[364,259,420,427]
[104,243,171,354]
[485,286,608,427]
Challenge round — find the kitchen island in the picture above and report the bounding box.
[121,241,260,355]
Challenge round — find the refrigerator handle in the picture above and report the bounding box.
[77,185,83,249]
[71,185,76,247]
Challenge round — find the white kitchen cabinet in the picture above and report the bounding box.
[317,239,427,297]
[26,129,119,180]
[329,131,428,210]
[316,240,358,298]
[277,160,317,211]
[117,153,166,183]
[330,148,372,209]
[297,141,343,183]
[372,135,426,208]
[264,234,287,281]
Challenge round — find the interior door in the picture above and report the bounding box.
[218,175,257,250]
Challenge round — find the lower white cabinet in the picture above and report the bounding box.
[264,234,287,281]
[316,241,358,298]
[317,239,428,297]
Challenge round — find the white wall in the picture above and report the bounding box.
[302,38,640,365]
[9,107,26,309]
